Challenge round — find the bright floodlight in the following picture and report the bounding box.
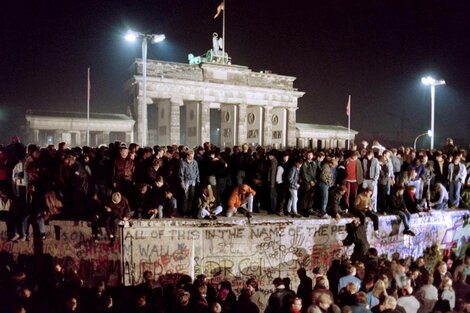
[427,130,432,137]
[125,31,138,42]
[421,76,446,86]
[152,34,166,43]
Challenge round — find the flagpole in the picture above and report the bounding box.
[347,95,351,149]
[222,0,226,64]
[87,67,90,146]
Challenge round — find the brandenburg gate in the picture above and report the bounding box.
[125,48,304,148]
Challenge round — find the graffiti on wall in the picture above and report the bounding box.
[122,211,468,293]
[0,221,121,286]
[0,210,467,292]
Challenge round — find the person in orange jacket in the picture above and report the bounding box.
[226,184,256,218]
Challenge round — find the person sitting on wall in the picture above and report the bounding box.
[197,183,223,220]
[131,183,153,219]
[148,175,177,219]
[327,184,348,220]
[388,185,416,236]
[104,191,131,241]
[226,184,256,218]
[353,187,380,238]
[429,182,449,210]
[403,185,423,214]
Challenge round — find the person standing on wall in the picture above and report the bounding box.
[362,150,380,213]
[179,149,200,217]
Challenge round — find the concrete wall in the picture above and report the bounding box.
[0,220,122,287]
[0,211,468,294]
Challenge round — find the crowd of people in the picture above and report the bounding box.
[0,136,469,242]
[0,246,469,313]
[0,136,468,313]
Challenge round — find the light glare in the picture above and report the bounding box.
[152,34,166,43]
[125,31,138,42]
[421,76,445,86]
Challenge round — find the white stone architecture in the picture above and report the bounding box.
[125,59,305,149]
[25,110,135,147]
[296,123,359,150]
[24,58,358,149]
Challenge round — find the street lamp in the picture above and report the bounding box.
[413,130,432,150]
[421,76,445,150]
[125,30,165,146]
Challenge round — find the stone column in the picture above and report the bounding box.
[54,130,63,144]
[74,131,80,146]
[33,130,40,144]
[287,107,297,148]
[200,101,211,145]
[169,98,182,144]
[125,132,133,144]
[102,131,110,145]
[135,96,144,145]
[263,105,273,147]
[237,103,248,145]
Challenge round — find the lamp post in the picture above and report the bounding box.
[413,130,432,150]
[421,76,445,151]
[125,30,165,147]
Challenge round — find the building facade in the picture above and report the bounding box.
[25,111,135,147]
[24,58,357,149]
[125,59,305,149]
[296,123,358,150]
[24,110,357,149]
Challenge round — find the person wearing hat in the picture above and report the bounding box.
[226,184,256,218]
[104,191,131,240]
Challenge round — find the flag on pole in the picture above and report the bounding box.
[346,95,351,116]
[214,1,224,18]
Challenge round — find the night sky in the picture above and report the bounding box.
[2,0,470,148]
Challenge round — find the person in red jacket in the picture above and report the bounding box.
[226,184,256,218]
